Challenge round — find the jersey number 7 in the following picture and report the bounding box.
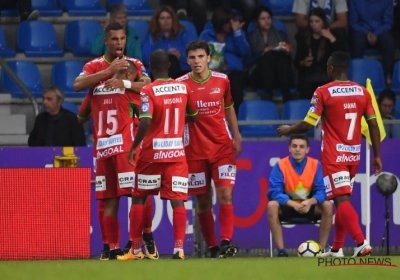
[345,112,356,140]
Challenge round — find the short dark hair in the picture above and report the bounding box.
[252,5,273,22]
[289,134,309,146]
[105,22,124,35]
[118,59,138,76]
[329,51,350,73]
[211,5,233,33]
[109,3,127,19]
[150,49,169,72]
[186,40,210,56]
[378,89,396,105]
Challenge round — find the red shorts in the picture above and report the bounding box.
[322,164,358,200]
[95,153,134,199]
[133,159,189,201]
[187,154,236,195]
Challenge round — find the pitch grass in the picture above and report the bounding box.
[1,256,399,280]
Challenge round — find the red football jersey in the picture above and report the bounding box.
[304,81,376,165]
[79,55,149,81]
[176,71,234,160]
[91,85,138,160]
[77,55,149,160]
[138,79,198,163]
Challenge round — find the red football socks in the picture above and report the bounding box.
[219,204,234,241]
[339,201,365,245]
[130,204,145,250]
[332,203,346,251]
[173,206,187,250]
[198,210,218,247]
[97,200,107,244]
[103,215,119,249]
[143,198,153,234]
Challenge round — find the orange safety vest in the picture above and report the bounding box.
[278,156,318,202]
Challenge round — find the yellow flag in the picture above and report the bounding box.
[361,78,386,145]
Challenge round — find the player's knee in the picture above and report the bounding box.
[104,197,120,216]
[197,201,211,212]
[216,187,233,205]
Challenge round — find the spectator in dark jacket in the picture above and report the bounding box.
[348,0,395,85]
[247,6,293,102]
[294,7,346,100]
[28,86,86,147]
[199,5,250,115]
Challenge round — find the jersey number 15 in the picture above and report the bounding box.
[98,110,117,135]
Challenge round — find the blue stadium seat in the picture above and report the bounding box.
[261,0,294,16]
[247,19,288,41]
[238,100,279,137]
[348,59,386,95]
[17,21,63,57]
[282,99,314,137]
[391,61,400,96]
[65,20,102,57]
[52,61,88,98]
[60,0,106,16]
[1,61,43,98]
[180,20,198,41]
[62,101,79,115]
[0,26,15,57]
[107,0,154,16]
[32,0,63,16]
[127,20,149,43]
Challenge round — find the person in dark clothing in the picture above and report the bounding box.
[0,0,39,21]
[28,86,86,147]
[247,6,293,102]
[294,7,346,100]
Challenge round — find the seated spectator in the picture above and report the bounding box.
[91,3,142,60]
[0,0,39,21]
[292,0,348,30]
[28,86,86,147]
[161,0,258,35]
[199,5,250,115]
[267,134,332,257]
[294,7,346,100]
[247,6,293,102]
[141,6,191,79]
[348,0,395,86]
[378,89,400,138]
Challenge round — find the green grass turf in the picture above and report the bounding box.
[1,257,399,280]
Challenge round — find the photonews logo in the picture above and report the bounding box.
[318,257,397,267]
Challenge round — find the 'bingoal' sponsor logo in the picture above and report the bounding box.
[153,150,185,159]
[336,154,360,163]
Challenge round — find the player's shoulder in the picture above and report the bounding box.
[211,71,228,80]
[176,73,190,82]
[318,81,365,96]
[83,57,104,71]
[87,56,105,65]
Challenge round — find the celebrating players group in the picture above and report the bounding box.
[74,22,383,260]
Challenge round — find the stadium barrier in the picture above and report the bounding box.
[0,139,399,258]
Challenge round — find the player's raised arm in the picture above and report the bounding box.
[277,91,321,136]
